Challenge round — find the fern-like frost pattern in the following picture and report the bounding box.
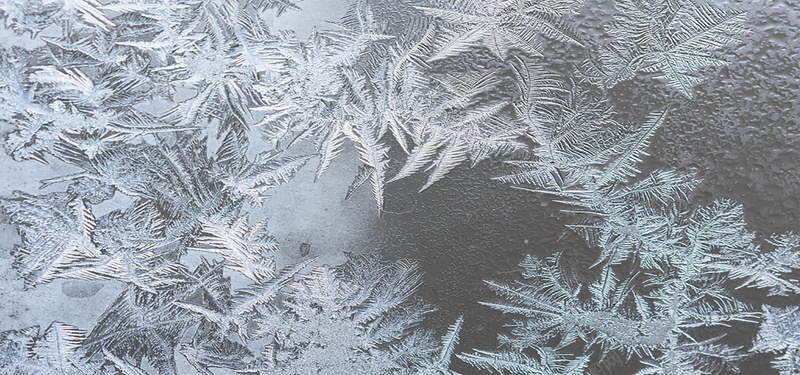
[0,0,795,374]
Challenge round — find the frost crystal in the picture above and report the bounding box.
[1,0,793,374]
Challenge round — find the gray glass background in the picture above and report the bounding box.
[1,0,798,373]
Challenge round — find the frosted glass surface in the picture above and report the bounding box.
[0,0,798,374]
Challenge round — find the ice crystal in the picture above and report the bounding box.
[584,1,751,98]
[2,0,795,374]
[752,305,800,375]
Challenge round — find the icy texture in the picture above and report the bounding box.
[0,0,798,374]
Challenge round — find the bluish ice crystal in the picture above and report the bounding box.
[1,0,797,374]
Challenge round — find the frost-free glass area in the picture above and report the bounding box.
[1,0,799,374]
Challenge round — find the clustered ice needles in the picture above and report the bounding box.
[0,0,797,374]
